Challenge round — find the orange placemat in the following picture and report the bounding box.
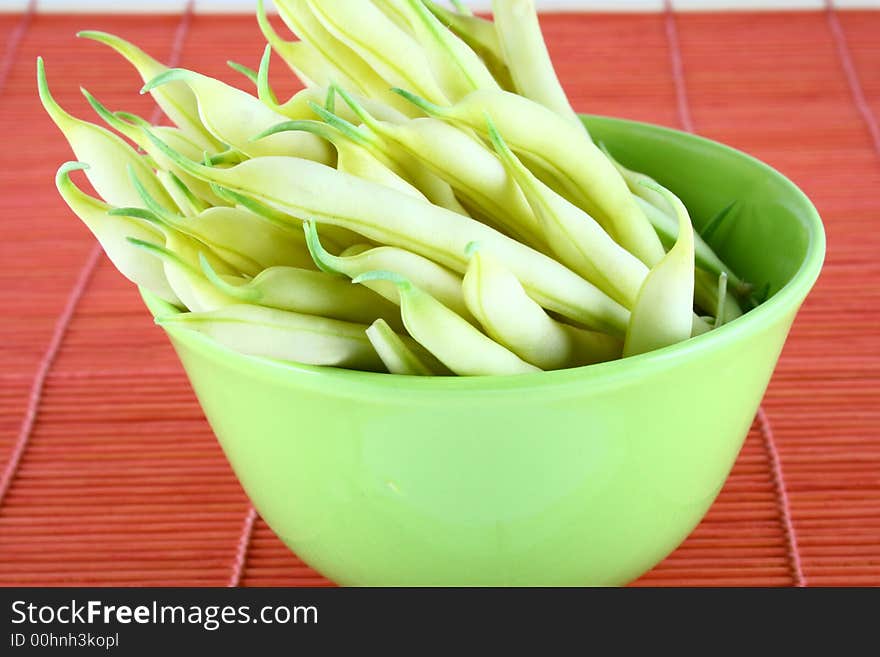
[0,5,877,587]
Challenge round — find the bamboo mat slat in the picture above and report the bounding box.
[0,7,877,587]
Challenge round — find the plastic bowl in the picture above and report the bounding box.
[142,116,825,586]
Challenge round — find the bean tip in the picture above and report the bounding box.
[464,241,482,258]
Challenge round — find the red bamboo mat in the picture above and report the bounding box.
[1,7,878,588]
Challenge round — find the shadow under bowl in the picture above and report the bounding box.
[143,115,825,586]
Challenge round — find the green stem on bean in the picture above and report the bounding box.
[391,86,667,267]
[254,117,427,200]
[77,30,220,151]
[304,221,473,322]
[335,87,544,246]
[127,237,236,312]
[227,61,259,87]
[38,58,176,210]
[56,162,181,306]
[199,255,405,331]
[487,115,649,309]
[143,130,630,334]
[142,68,335,165]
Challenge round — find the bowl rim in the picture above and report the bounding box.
[145,114,827,396]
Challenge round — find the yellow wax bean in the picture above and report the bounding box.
[156,170,202,217]
[273,0,418,117]
[602,143,749,294]
[305,222,473,323]
[120,166,316,276]
[310,101,470,216]
[354,272,540,376]
[128,239,237,313]
[373,0,417,33]
[200,257,405,332]
[491,0,582,130]
[56,162,180,306]
[599,143,669,212]
[82,91,228,209]
[423,0,514,90]
[256,0,341,89]
[253,44,335,120]
[336,88,543,247]
[624,184,696,358]
[158,304,385,372]
[255,119,427,201]
[463,244,621,370]
[394,87,667,266]
[77,31,219,151]
[212,186,364,253]
[147,132,630,334]
[382,0,499,101]
[366,319,434,376]
[304,0,449,106]
[340,244,375,257]
[487,118,648,309]
[634,196,747,292]
[142,68,334,165]
[38,58,175,210]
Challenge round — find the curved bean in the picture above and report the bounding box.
[141,68,334,165]
[423,0,514,90]
[491,0,582,130]
[156,169,204,217]
[146,132,629,334]
[304,0,449,105]
[487,117,648,308]
[128,238,237,312]
[254,44,332,120]
[463,244,621,369]
[383,0,499,101]
[38,58,175,210]
[158,304,385,371]
[273,0,417,117]
[211,185,364,253]
[82,90,228,208]
[199,255,405,331]
[634,196,748,293]
[623,183,696,357]
[255,118,427,200]
[366,318,434,376]
[354,271,539,376]
[77,30,219,151]
[120,165,315,276]
[56,162,180,306]
[601,143,749,294]
[393,87,666,266]
[256,0,339,89]
[310,101,470,216]
[336,88,543,247]
[304,221,473,322]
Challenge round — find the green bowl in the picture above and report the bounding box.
[143,116,825,586]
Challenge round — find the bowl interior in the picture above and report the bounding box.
[588,116,823,300]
